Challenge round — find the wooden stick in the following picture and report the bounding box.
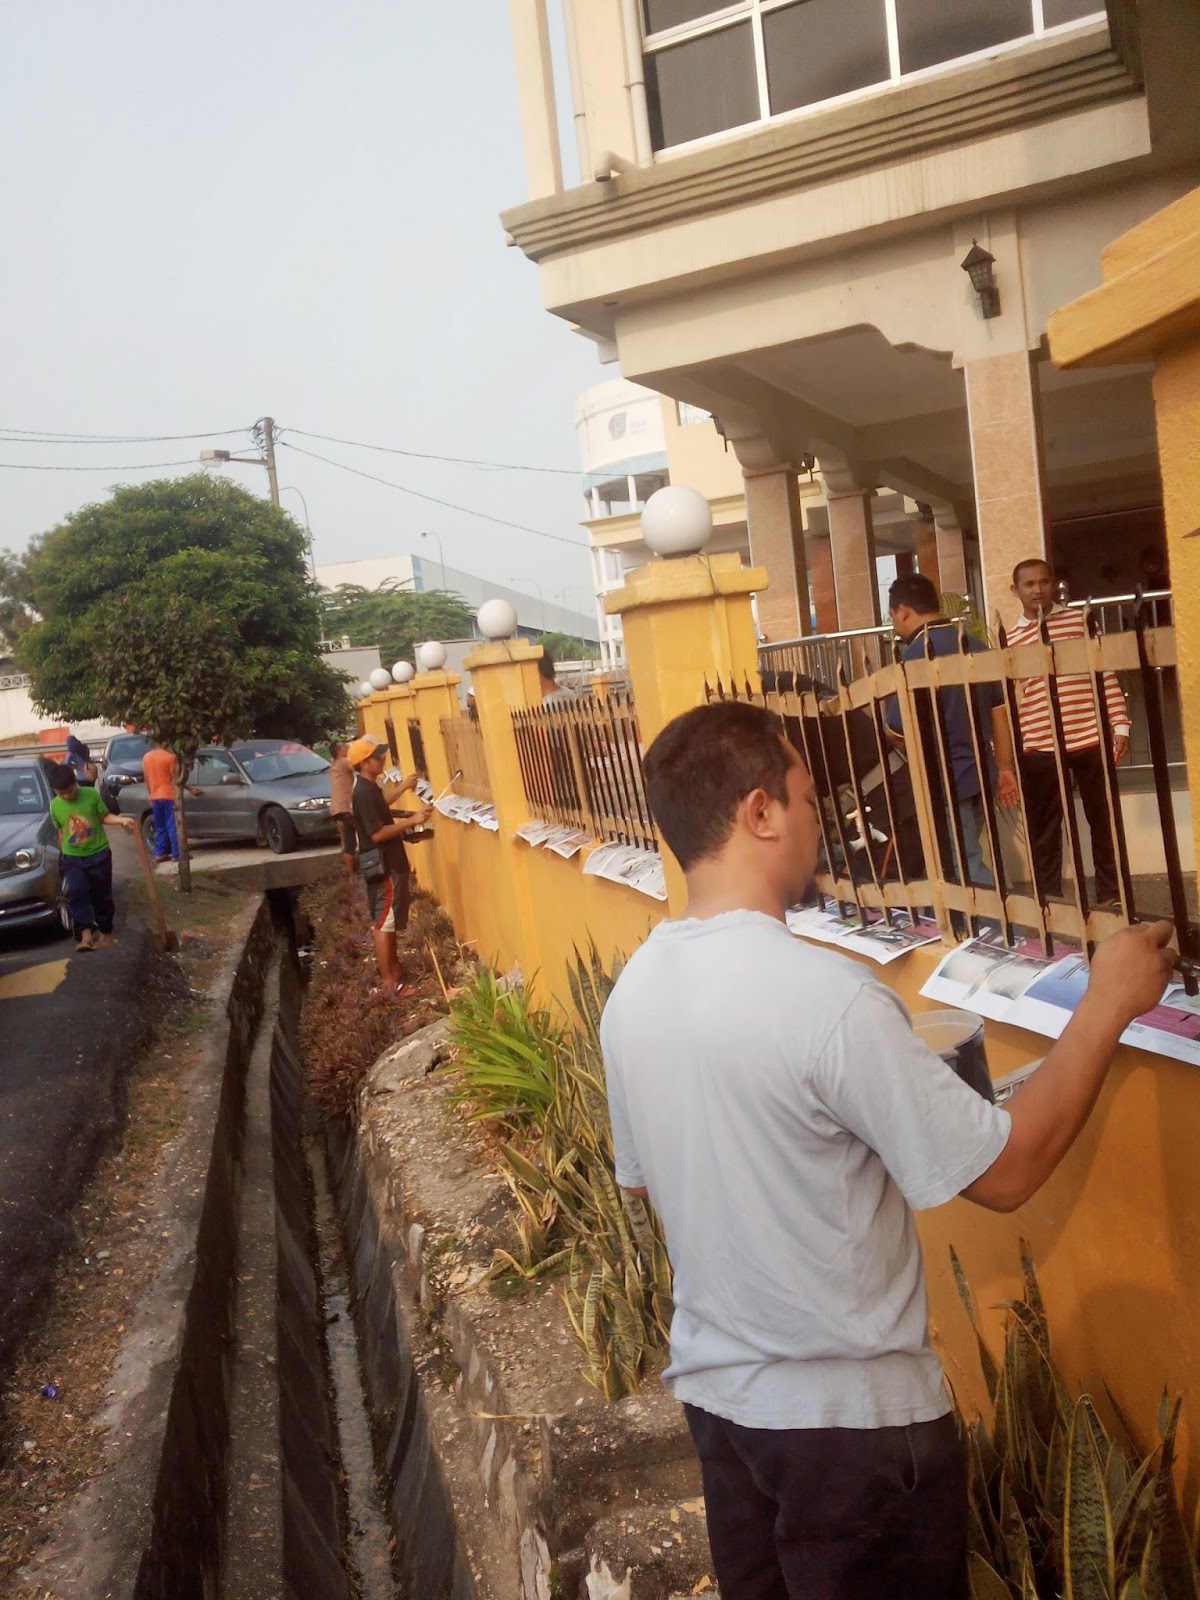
[130,818,177,952]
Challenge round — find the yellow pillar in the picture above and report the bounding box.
[461,638,547,982]
[408,671,461,903]
[605,551,766,910]
[1047,184,1200,866]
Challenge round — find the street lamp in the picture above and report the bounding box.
[280,485,316,579]
[508,576,546,633]
[421,530,447,589]
[198,416,280,503]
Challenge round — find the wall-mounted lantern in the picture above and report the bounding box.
[961,241,1001,320]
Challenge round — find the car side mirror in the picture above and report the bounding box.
[219,772,247,786]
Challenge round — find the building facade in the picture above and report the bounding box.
[505,0,1198,636]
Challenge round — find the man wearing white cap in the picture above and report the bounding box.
[346,737,432,995]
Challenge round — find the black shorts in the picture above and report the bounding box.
[365,866,411,934]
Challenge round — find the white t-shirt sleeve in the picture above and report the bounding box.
[601,1019,647,1191]
[813,979,1011,1210]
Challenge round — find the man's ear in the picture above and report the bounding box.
[740,786,782,842]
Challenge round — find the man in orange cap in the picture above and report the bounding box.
[347,737,433,995]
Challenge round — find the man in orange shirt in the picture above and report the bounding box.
[141,738,180,863]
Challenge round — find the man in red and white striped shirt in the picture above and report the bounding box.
[1008,559,1131,906]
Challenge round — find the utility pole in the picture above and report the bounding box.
[255,416,280,505]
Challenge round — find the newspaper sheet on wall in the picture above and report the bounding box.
[432,793,500,830]
[785,900,943,966]
[513,820,590,859]
[581,842,668,901]
[920,933,1200,1068]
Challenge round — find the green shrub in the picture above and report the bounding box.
[955,1243,1199,1599]
[443,966,562,1131]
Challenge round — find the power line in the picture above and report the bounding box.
[282,426,580,477]
[0,457,202,472]
[0,425,252,444]
[279,441,590,550]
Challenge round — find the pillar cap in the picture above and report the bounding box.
[411,669,462,689]
[605,551,766,618]
[462,638,543,671]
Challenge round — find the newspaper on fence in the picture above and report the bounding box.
[513,820,590,859]
[433,793,499,829]
[785,900,943,966]
[920,932,1200,1068]
[582,842,668,901]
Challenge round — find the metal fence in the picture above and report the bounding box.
[729,603,1196,986]
[440,714,492,802]
[759,624,894,689]
[511,690,656,851]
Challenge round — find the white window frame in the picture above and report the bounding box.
[640,0,1105,158]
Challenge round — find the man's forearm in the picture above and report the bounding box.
[964,992,1129,1211]
[990,704,1015,771]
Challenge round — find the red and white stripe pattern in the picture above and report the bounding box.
[1007,605,1130,754]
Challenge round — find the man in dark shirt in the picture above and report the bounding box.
[347,737,432,995]
[883,574,1017,887]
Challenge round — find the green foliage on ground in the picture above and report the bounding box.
[956,1242,1198,1599]
[443,967,563,1130]
[445,942,673,1401]
[16,474,347,747]
[319,581,475,670]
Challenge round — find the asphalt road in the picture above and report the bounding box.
[0,832,161,1377]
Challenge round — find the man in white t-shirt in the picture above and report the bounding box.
[601,700,1172,1600]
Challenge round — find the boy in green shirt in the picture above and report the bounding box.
[49,763,136,951]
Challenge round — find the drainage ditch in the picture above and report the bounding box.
[132,890,470,1598]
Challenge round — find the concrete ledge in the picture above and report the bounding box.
[158,843,341,893]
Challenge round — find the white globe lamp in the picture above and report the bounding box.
[391,660,415,683]
[416,640,448,672]
[477,598,518,640]
[368,667,393,692]
[640,484,712,558]
[357,681,374,700]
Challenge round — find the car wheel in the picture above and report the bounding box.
[140,811,157,854]
[52,876,72,939]
[262,806,298,855]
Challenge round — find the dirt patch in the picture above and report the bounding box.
[298,873,462,1117]
[0,891,256,1597]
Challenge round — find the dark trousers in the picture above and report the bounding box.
[150,797,178,860]
[684,1405,967,1600]
[62,848,115,937]
[1020,746,1118,903]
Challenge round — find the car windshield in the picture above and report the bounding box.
[230,742,328,782]
[109,735,151,764]
[0,766,47,817]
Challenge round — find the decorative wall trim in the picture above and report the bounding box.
[502,24,1141,263]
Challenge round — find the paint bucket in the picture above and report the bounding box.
[912,1009,993,1102]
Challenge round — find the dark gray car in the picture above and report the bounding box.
[0,758,71,938]
[117,739,336,855]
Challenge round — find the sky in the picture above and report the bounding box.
[0,1,601,611]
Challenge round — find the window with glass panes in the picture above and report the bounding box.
[642,0,1103,152]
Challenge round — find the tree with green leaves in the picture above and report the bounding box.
[318,581,475,670]
[0,551,34,665]
[537,629,599,663]
[18,474,348,891]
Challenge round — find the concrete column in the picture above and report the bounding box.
[934,515,969,597]
[409,671,462,905]
[826,488,880,629]
[507,0,563,199]
[605,551,766,910]
[460,638,547,980]
[806,532,837,632]
[914,512,941,594]
[743,466,810,643]
[964,350,1049,633]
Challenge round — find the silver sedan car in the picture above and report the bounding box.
[118,739,337,855]
[0,757,71,939]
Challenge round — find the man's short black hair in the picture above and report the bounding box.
[643,701,792,872]
[49,763,77,793]
[1012,557,1051,585]
[538,651,557,684]
[887,573,940,614]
